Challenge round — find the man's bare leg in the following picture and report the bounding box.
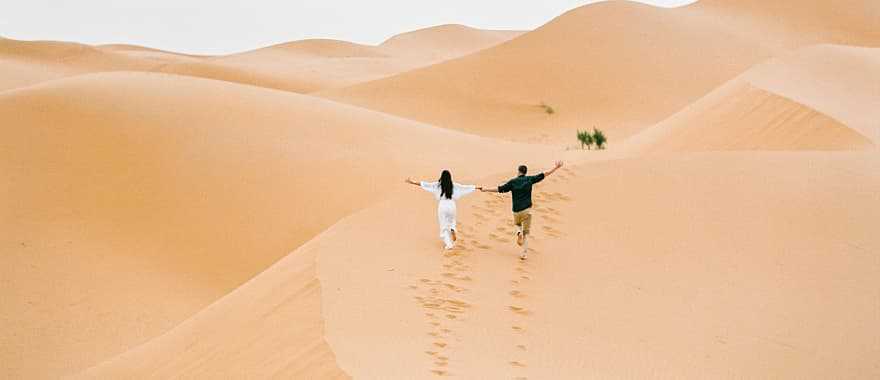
[520,234,528,260]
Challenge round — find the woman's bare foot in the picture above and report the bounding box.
[451,229,457,243]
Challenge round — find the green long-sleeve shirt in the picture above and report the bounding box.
[498,173,545,212]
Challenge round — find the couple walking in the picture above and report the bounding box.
[405,161,564,260]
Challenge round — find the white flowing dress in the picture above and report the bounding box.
[420,181,477,249]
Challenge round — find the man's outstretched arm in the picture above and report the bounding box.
[480,186,499,193]
[543,161,564,177]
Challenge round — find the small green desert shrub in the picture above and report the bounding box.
[592,128,607,149]
[577,129,593,149]
[540,102,555,115]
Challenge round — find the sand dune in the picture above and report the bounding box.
[96,44,208,62]
[622,44,878,153]
[742,45,880,142]
[0,71,555,378]
[697,0,880,50]
[5,1,879,379]
[320,0,880,144]
[0,38,176,91]
[623,80,873,153]
[380,24,524,62]
[76,246,349,379]
[0,25,521,94]
[311,152,880,379]
[158,25,523,93]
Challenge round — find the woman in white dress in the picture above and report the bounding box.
[406,170,478,250]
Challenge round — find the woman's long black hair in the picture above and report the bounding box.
[439,170,453,199]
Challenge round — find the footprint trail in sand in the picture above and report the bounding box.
[410,167,574,377]
[409,225,481,376]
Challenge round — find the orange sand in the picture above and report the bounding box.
[2,1,879,379]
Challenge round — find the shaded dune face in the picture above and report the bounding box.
[621,44,880,154]
[319,0,880,144]
[74,248,350,379]
[742,45,880,142]
[0,71,551,378]
[624,80,874,153]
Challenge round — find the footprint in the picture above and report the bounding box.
[442,282,466,293]
[512,325,524,332]
[509,290,525,298]
[442,273,472,281]
[433,342,447,348]
[516,345,527,351]
[431,369,447,376]
[509,361,527,367]
[509,306,531,316]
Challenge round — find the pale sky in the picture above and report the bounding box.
[2,0,696,55]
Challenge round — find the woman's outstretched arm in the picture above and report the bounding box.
[405,178,420,186]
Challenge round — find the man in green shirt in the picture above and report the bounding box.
[480,161,563,260]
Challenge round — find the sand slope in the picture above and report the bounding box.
[320,0,880,143]
[0,25,521,94]
[623,44,878,153]
[313,152,880,379]
[0,71,554,378]
[158,25,522,93]
[623,80,873,153]
[380,24,524,62]
[0,38,191,91]
[3,1,879,379]
[743,45,880,142]
[77,247,348,379]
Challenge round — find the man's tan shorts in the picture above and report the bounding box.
[513,210,532,235]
